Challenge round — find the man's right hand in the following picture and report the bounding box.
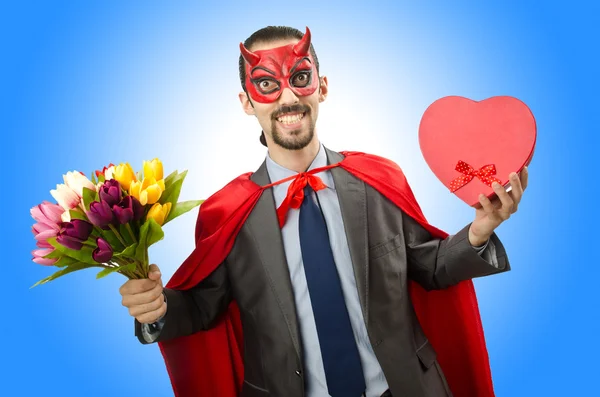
[119,264,167,324]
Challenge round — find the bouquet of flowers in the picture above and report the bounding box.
[30,158,202,287]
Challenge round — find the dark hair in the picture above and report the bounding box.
[238,26,320,93]
[238,26,320,147]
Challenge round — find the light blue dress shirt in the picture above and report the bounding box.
[265,143,390,397]
[143,143,493,397]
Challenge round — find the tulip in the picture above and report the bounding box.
[86,200,114,229]
[113,195,144,224]
[143,158,163,181]
[31,201,64,263]
[95,163,115,178]
[99,179,122,207]
[114,163,137,190]
[146,202,171,226]
[64,171,96,197]
[129,177,165,206]
[50,183,80,211]
[56,219,94,250]
[92,237,113,263]
[32,248,57,266]
[31,201,63,229]
[61,219,94,240]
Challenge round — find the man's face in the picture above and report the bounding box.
[239,38,328,151]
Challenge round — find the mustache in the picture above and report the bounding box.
[272,104,310,119]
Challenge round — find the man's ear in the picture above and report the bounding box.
[318,76,328,103]
[239,91,255,115]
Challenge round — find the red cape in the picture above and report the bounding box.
[158,151,495,397]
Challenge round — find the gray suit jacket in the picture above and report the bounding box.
[136,148,509,397]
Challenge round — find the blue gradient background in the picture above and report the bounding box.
[3,1,597,396]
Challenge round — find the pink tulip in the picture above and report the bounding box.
[31,248,57,266]
[30,201,63,229]
[30,201,65,266]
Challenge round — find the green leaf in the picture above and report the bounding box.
[91,172,97,185]
[30,262,100,288]
[82,187,98,211]
[98,174,105,183]
[114,243,138,259]
[164,200,203,224]
[69,209,88,221]
[42,248,63,260]
[120,223,134,246]
[99,229,124,252]
[145,218,164,247]
[53,255,79,268]
[163,170,178,187]
[96,262,136,279]
[48,237,98,265]
[133,218,164,264]
[159,170,187,206]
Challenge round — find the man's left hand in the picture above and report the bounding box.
[468,166,529,246]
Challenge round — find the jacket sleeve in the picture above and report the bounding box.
[403,211,510,291]
[134,262,232,344]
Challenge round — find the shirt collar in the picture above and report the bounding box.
[265,143,335,190]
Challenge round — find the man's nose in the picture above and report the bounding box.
[279,87,299,106]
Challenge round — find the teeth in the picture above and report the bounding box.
[277,113,304,124]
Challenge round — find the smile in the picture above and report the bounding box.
[276,112,305,125]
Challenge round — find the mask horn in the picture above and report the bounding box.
[239,42,260,67]
[293,26,311,56]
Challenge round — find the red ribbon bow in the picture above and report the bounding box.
[449,160,502,192]
[273,171,328,228]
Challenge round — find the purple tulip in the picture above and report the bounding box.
[55,219,94,250]
[62,219,94,240]
[92,237,113,263]
[99,179,122,207]
[56,234,84,250]
[86,200,114,229]
[113,195,144,224]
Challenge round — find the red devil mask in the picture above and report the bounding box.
[240,27,319,103]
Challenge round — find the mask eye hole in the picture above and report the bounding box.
[290,70,311,88]
[252,78,280,94]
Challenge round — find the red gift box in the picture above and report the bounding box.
[418,96,536,207]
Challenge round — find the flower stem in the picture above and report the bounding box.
[108,224,127,247]
[125,223,138,244]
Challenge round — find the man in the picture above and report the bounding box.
[119,26,528,397]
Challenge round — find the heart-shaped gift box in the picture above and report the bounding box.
[419,96,536,207]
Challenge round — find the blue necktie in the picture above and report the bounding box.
[299,184,366,397]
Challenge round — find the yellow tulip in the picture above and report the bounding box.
[143,158,163,181]
[129,177,166,206]
[146,202,171,226]
[114,163,137,190]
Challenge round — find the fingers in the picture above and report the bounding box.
[148,264,163,287]
[478,193,496,215]
[128,292,165,318]
[121,282,163,307]
[135,299,167,324]
[119,278,157,296]
[508,172,523,211]
[521,166,529,190]
[492,182,514,219]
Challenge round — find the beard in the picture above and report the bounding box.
[269,104,315,150]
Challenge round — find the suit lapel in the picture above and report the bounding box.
[326,148,370,324]
[248,161,303,360]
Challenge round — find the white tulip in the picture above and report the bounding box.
[50,184,81,211]
[63,171,96,197]
[61,210,71,222]
[104,166,115,180]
